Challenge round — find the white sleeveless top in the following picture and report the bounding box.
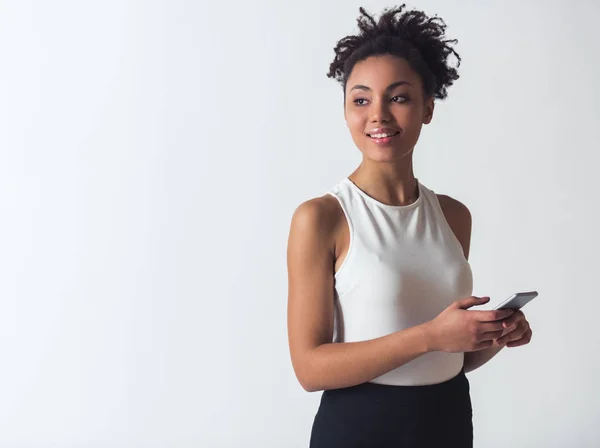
[326,177,474,386]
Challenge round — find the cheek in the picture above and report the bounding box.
[396,108,425,135]
[399,124,423,148]
[395,105,422,124]
[345,112,366,135]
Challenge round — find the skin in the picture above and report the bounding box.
[341,54,532,363]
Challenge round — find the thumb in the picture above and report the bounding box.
[454,296,490,310]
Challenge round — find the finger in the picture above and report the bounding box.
[496,322,530,345]
[501,320,521,333]
[455,296,490,310]
[495,327,518,345]
[472,340,494,351]
[506,329,533,348]
[470,309,515,322]
[497,325,526,345]
[481,329,505,340]
[500,311,526,329]
[479,321,506,332]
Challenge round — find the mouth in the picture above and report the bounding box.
[366,131,400,143]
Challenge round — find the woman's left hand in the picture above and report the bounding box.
[495,310,533,348]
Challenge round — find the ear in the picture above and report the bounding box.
[423,96,434,124]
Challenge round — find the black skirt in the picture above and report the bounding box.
[309,368,473,448]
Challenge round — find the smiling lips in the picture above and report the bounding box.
[366,128,401,143]
[366,128,400,139]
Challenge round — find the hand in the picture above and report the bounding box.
[494,310,533,348]
[426,296,515,353]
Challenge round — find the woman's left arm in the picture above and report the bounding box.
[463,310,533,373]
[437,195,534,373]
[463,345,504,373]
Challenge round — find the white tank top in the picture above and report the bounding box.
[326,177,474,386]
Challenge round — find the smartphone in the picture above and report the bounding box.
[493,291,538,311]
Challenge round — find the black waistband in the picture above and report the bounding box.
[324,367,468,397]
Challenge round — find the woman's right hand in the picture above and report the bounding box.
[425,296,514,353]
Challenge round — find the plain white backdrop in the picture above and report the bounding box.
[1,0,599,446]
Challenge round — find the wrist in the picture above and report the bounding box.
[420,321,439,353]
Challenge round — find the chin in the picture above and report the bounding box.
[362,144,409,160]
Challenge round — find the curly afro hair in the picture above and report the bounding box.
[327,5,461,101]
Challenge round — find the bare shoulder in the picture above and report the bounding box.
[436,194,472,224]
[288,194,343,247]
[436,193,472,259]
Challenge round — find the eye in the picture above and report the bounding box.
[352,96,409,106]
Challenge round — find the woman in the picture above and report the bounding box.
[286,5,533,447]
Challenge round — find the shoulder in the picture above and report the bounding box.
[436,193,472,259]
[436,194,472,227]
[288,194,342,251]
[290,194,342,232]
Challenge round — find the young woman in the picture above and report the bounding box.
[286,5,533,447]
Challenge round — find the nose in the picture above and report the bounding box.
[369,99,392,123]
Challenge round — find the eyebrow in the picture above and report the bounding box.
[349,80,412,92]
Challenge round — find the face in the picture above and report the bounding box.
[344,54,434,163]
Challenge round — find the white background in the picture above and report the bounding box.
[1,0,599,446]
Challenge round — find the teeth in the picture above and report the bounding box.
[370,132,398,138]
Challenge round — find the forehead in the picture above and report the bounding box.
[346,55,421,91]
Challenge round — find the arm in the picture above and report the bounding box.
[301,325,432,392]
[463,344,505,373]
[287,199,434,392]
[438,194,507,374]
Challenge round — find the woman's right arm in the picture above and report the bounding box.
[286,198,433,392]
[286,198,511,392]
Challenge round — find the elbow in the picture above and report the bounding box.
[297,369,318,393]
[302,382,323,393]
[292,347,328,392]
[293,359,320,393]
[301,381,317,393]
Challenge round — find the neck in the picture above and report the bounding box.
[349,161,419,206]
